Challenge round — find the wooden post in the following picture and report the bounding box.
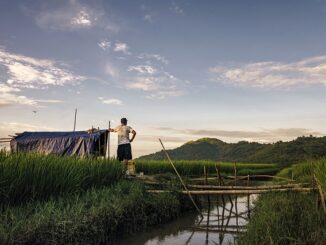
[204,166,211,206]
[159,139,203,218]
[234,162,237,187]
[247,174,251,219]
[314,175,326,214]
[98,127,101,156]
[215,163,226,206]
[105,121,110,159]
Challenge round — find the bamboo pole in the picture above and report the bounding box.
[189,228,245,234]
[234,162,237,187]
[187,183,307,190]
[98,127,101,156]
[159,139,203,218]
[247,174,251,219]
[198,225,247,229]
[204,165,211,206]
[314,175,326,214]
[190,175,294,182]
[148,187,316,195]
[105,121,110,159]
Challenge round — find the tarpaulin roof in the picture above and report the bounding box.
[10,131,107,156]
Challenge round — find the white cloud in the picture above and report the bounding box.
[126,70,187,99]
[156,127,324,142]
[34,1,117,32]
[98,97,122,105]
[209,55,326,89]
[113,42,130,55]
[0,84,37,106]
[70,10,92,27]
[137,53,169,65]
[170,2,184,15]
[0,122,56,140]
[34,99,62,103]
[98,39,111,50]
[128,65,156,75]
[0,49,84,89]
[0,48,84,106]
[127,77,159,91]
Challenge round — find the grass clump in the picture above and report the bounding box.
[0,152,123,205]
[240,192,326,245]
[0,181,187,244]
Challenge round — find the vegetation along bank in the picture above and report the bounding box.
[0,152,192,244]
[239,159,326,244]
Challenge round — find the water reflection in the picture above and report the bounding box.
[117,194,258,245]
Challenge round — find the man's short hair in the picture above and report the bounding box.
[121,118,127,124]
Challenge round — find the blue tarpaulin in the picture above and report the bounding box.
[10,131,108,156]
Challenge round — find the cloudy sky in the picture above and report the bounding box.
[1,0,326,157]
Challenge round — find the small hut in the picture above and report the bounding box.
[10,130,108,157]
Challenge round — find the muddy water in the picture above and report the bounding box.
[118,194,258,245]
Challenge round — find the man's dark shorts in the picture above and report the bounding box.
[117,143,132,161]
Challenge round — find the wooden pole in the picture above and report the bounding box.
[314,175,326,214]
[159,139,203,218]
[204,165,211,206]
[148,188,316,195]
[247,174,251,219]
[190,175,294,182]
[186,183,306,190]
[98,127,101,156]
[105,121,110,159]
[73,108,77,131]
[234,162,237,187]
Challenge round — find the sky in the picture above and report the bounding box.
[1,0,326,157]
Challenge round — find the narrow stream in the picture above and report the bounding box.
[117,194,258,245]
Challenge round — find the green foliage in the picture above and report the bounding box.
[136,160,280,176]
[139,136,326,165]
[0,181,185,244]
[240,192,326,245]
[0,152,124,205]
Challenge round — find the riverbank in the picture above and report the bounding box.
[239,159,326,244]
[0,180,192,244]
[0,152,194,244]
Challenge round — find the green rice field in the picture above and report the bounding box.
[135,159,280,177]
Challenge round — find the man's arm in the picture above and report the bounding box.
[130,130,136,142]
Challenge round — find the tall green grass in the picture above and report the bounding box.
[136,160,280,176]
[277,158,326,192]
[240,192,326,245]
[0,152,123,205]
[240,159,326,244]
[0,181,188,244]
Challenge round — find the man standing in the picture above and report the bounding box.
[109,118,136,163]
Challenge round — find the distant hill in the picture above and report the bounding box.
[138,136,326,165]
